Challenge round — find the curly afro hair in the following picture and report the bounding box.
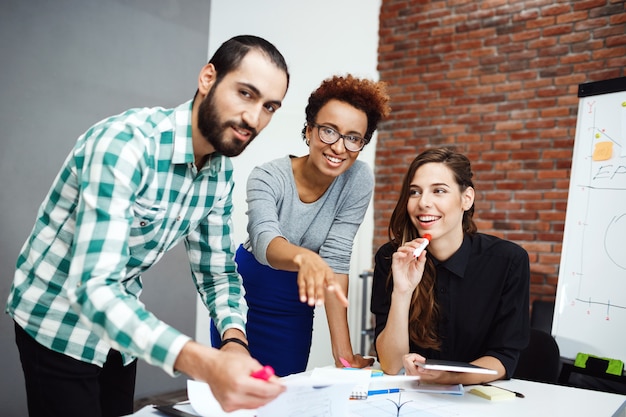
[301,74,391,143]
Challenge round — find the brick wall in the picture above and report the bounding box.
[375,0,626,305]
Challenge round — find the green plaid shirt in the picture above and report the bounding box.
[6,100,246,375]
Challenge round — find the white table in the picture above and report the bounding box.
[130,378,626,417]
[351,379,626,417]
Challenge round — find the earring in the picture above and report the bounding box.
[306,139,310,146]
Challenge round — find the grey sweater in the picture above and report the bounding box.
[243,155,374,274]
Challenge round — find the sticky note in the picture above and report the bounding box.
[469,385,515,401]
[592,141,613,161]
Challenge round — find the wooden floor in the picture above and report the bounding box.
[133,389,188,412]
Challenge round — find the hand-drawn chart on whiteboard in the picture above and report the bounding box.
[553,77,626,363]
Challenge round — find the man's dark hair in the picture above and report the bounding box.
[210,35,290,89]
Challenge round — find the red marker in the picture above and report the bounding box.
[413,234,432,258]
[251,365,275,381]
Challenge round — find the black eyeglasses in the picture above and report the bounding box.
[309,122,367,152]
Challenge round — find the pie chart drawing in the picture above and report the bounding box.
[605,213,626,270]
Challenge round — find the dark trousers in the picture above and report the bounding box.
[14,322,137,417]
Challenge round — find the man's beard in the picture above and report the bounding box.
[197,86,258,157]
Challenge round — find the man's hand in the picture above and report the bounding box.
[175,341,285,412]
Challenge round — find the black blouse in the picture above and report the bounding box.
[371,233,530,378]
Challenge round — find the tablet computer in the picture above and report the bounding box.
[414,359,498,374]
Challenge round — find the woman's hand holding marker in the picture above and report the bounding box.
[413,234,432,258]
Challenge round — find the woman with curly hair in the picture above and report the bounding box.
[212,74,391,376]
[371,147,530,384]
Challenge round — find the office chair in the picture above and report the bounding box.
[530,299,555,334]
[514,328,561,383]
[527,300,626,393]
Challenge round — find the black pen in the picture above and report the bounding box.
[481,383,525,398]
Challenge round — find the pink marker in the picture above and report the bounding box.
[251,365,275,381]
[413,234,432,258]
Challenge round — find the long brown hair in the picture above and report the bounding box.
[387,147,477,350]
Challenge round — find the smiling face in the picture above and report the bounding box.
[304,99,367,179]
[407,162,475,250]
[195,49,288,157]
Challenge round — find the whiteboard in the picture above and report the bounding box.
[552,76,626,362]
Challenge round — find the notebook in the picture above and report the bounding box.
[350,384,369,400]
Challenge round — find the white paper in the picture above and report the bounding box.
[368,375,422,383]
[187,375,355,417]
[310,367,372,398]
[257,377,354,417]
[309,367,372,383]
[187,380,255,417]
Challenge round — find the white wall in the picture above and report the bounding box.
[0,0,211,411]
[196,0,381,369]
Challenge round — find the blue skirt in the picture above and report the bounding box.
[211,244,314,376]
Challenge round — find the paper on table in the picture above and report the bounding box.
[308,367,422,400]
[371,378,463,395]
[187,376,355,417]
[309,368,420,382]
[310,367,372,399]
[364,375,422,382]
[310,366,373,382]
[257,377,354,416]
[187,380,255,417]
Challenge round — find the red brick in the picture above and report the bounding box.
[593,25,626,39]
[556,10,588,24]
[560,31,591,44]
[559,52,591,64]
[574,17,610,31]
[515,8,540,22]
[376,0,626,301]
[574,0,611,11]
[610,13,626,24]
[607,55,626,68]
[592,46,626,59]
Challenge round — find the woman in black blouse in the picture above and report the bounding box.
[371,147,530,384]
